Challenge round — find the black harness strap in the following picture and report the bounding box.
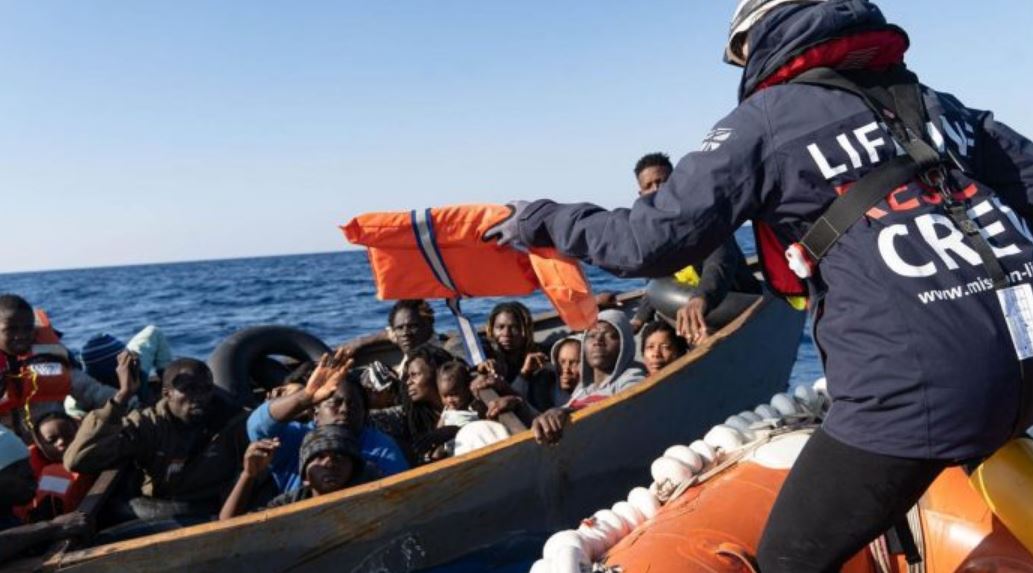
[790,66,1033,439]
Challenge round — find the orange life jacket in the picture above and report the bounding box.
[16,446,95,520]
[0,310,73,415]
[343,205,598,331]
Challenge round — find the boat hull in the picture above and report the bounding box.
[47,296,805,573]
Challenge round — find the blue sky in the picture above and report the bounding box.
[2,1,1030,273]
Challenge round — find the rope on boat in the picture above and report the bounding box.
[530,378,831,573]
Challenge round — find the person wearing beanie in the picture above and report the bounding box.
[0,427,89,562]
[79,334,126,388]
[219,424,380,520]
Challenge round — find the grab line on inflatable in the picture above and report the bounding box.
[411,208,488,366]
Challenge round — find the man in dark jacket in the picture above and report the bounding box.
[630,152,761,342]
[64,355,248,518]
[486,1,1033,570]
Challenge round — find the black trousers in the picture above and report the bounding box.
[756,428,949,573]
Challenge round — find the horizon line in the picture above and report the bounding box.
[1,247,366,277]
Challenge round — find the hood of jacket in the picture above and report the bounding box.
[577,309,644,395]
[738,0,907,100]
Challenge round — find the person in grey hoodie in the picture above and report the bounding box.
[531,310,645,444]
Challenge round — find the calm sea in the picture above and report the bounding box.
[1,229,820,388]
[1,228,821,571]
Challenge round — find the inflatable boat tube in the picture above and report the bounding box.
[209,326,330,407]
[644,278,759,331]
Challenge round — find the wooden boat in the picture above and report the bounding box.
[15,292,805,572]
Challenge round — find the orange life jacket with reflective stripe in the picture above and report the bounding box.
[0,310,73,415]
[16,446,94,520]
[343,205,598,331]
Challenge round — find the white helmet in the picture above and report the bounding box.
[725,0,827,67]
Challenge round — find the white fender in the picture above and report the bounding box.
[650,456,695,487]
[738,410,763,424]
[792,384,821,413]
[529,558,551,573]
[723,415,757,440]
[612,500,646,530]
[576,524,609,561]
[704,424,746,452]
[770,393,799,417]
[689,440,717,466]
[543,530,585,561]
[754,403,780,420]
[594,509,630,540]
[663,445,704,473]
[627,486,660,520]
[812,376,828,396]
[552,544,589,572]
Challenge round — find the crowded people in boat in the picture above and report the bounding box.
[0,426,91,563]
[400,345,463,464]
[246,347,408,494]
[75,325,172,410]
[219,424,380,520]
[640,320,689,376]
[628,152,760,344]
[64,355,249,520]
[493,309,645,444]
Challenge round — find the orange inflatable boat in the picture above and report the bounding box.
[343,204,597,331]
[532,382,1033,573]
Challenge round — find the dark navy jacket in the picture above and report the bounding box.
[516,0,1033,460]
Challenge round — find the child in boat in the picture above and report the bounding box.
[17,412,96,521]
[550,336,581,404]
[436,361,483,429]
[0,426,90,563]
[219,424,381,520]
[482,335,581,423]
[641,321,689,376]
[246,348,409,494]
[63,355,250,520]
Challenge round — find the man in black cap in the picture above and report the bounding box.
[65,354,248,518]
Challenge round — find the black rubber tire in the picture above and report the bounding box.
[208,326,330,407]
[645,278,760,331]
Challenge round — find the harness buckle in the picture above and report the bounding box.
[785,243,815,279]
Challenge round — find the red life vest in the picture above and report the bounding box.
[0,310,73,415]
[344,205,598,331]
[16,446,95,520]
[749,30,910,299]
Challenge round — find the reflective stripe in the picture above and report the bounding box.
[31,344,68,359]
[38,474,72,495]
[412,209,459,294]
[410,209,488,365]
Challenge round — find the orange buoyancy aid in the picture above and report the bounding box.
[16,446,95,520]
[0,310,73,415]
[343,205,598,331]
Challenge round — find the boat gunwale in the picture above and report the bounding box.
[48,295,772,569]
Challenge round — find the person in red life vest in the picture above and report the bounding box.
[0,426,90,564]
[640,320,689,376]
[0,295,72,438]
[15,412,96,522]
[485,1,1033,569]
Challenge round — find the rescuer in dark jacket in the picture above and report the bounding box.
[486,1,1033,569]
